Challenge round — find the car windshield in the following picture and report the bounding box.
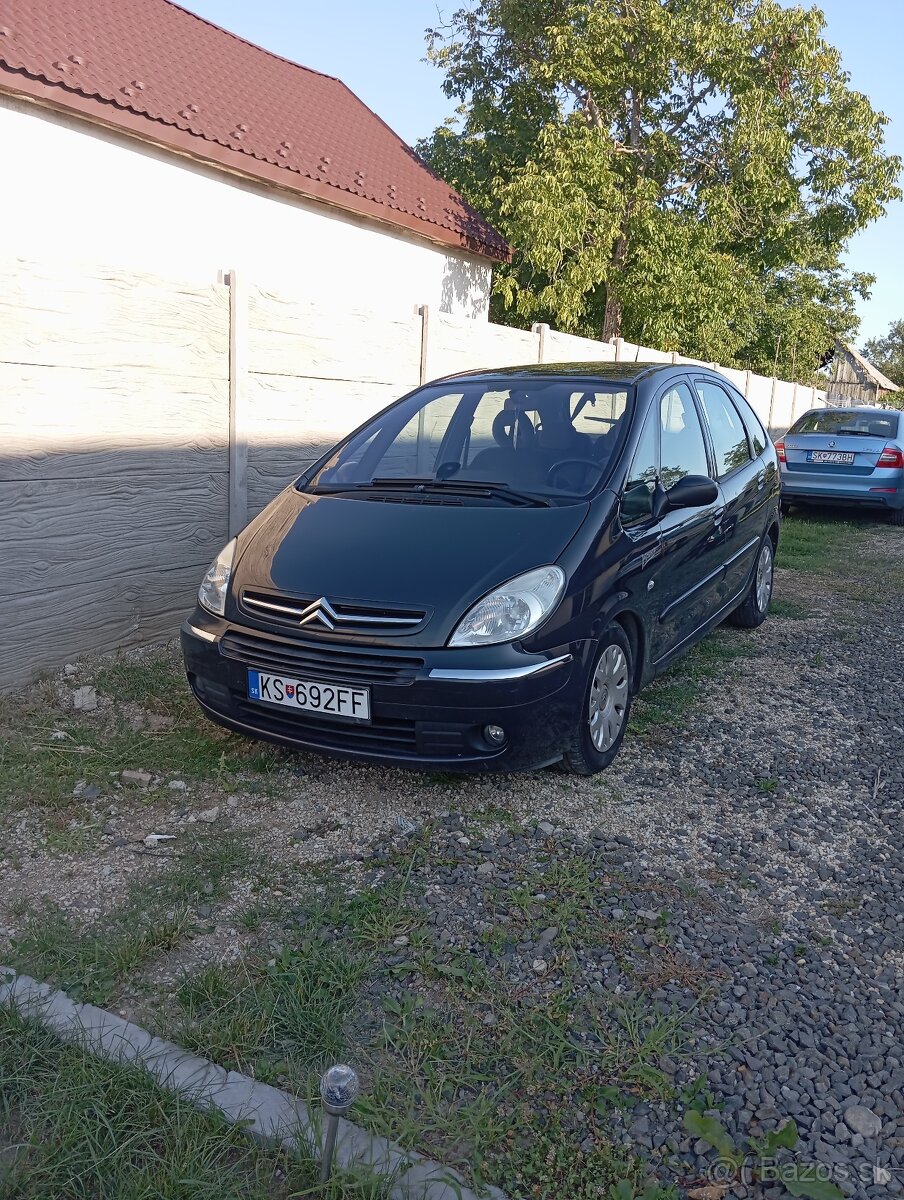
[791,410,901,438]
[306,378,634,503]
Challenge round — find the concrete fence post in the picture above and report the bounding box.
[614,337,625,361]
[768,377,778,432]
[227,269,248,538]
[532,322,549,364]
[417,304,430,385]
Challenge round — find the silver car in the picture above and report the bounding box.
[777,406,904,526]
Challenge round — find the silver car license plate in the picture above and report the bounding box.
[247,669,370,721]
[808,450,855,464]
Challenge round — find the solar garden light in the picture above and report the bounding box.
[318,1063,360,1183]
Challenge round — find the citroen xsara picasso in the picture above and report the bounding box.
[182,364,780,774]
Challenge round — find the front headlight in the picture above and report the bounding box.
[198,538,236,616]
[449,566,566,647]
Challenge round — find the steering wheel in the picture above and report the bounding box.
[546,457,604,489]
[492,409,536,449]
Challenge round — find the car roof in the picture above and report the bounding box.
[437,361,690,386]
[807,405,899,414]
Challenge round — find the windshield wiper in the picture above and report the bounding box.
[368,477,552,507]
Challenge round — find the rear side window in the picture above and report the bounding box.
[728,389,768,456]
[695,381,752,478]
[660,383,710,487]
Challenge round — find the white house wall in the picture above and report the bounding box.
[0,94,493,318]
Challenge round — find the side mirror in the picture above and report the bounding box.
[662,474,719,512]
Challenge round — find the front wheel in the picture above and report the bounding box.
[729,535,774,628]
[562,624,633,775]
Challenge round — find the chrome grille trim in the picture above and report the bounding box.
[240,591,427,634]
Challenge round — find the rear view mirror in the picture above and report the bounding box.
[663,474,719,511]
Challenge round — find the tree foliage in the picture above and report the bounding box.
[419,0,901,380]
[862,319,904,392]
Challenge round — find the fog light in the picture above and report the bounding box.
[484,724,506,746]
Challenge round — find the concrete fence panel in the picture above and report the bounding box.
[543,330,617,364]
[0,258,229,687]
[428,313,539,380]
[2,255,839,687]
[744,373,775,430]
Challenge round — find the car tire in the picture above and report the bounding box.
[888,507,904,527]
[562,623,633,775]
[729,535,774,628]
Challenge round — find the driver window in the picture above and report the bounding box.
[660,383,710,489]
[621,407,658,526]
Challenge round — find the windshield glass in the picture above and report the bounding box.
[306,378,633,502]
[791,410,901,438]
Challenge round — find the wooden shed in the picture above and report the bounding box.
[825,342,900,407]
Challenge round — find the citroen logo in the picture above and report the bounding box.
[297,597,339,630]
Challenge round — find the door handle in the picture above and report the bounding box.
[711,507,725,525]
[756,471,766,490]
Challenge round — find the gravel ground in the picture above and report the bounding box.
[2,515,903,1198]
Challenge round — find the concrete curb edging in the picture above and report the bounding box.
[0,966,506,1200]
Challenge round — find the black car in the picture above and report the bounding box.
[182,363,779,774]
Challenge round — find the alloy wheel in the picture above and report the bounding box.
[588,644,630,752]
[755,539,773,613]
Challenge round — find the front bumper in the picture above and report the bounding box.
[181,613,590,772]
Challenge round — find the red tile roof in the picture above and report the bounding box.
[0,0,510,262]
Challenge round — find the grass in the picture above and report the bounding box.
[768,597,810,619]
[9,834,253,1005]
[0,1007,384,1199]
[0,652,286,809]
[136,843,690,1200]
[628,629,757,734]
[776,511,863,573]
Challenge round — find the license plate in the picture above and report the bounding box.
[807,450,855,465]
[247,669,370,721]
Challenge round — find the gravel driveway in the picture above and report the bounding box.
[1,512,903,1198]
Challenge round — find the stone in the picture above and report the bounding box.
[843,1105,882,1137]
[168,780,187,791]
[64,663,78,676]
[475,862,494,876]
[531,958,548,974]
[196,807,220,824]
[73,686,97,711]
[121,769,152,786]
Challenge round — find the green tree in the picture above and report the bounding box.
[420,0,900,380]
[863,319,904,390]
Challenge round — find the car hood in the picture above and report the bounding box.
[231,487,591,646]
